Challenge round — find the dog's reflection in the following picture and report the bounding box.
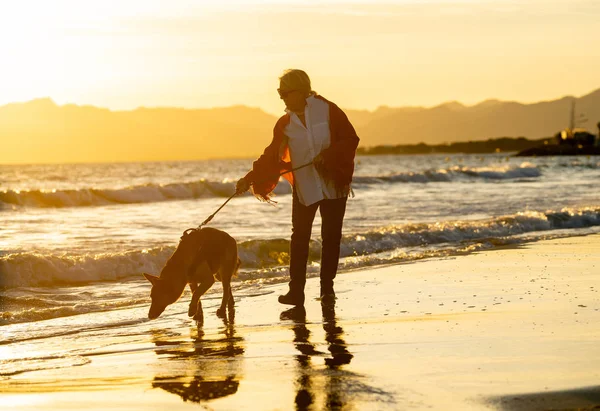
[151,316,244,404]
[280,301,354,410]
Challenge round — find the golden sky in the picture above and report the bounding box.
[1,0,598,115]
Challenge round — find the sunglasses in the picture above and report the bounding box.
[277,88,296,98]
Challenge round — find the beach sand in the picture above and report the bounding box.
[2,234,599,410]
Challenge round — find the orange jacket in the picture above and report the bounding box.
[244,95,360,202]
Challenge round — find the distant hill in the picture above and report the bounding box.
[347,88,600,146]
[1,88,599,164]
[0,99,278,164]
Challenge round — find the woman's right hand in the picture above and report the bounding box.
[236,178,251,194]
[313,153,326,173]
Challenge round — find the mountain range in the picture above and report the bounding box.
[347,87,600,147]
[1,88,599,164]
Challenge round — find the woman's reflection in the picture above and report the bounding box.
[280,301,354,410]
[151,315,244,404]
[321,302,353,368]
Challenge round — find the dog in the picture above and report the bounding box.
[143,227,240,323]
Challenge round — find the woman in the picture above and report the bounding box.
[236,69,359,306]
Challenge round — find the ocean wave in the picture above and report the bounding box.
[0,248,174,288]
[1,206,598,290]
[0,163,539,209]
[555,160,600,169]
[353,162,540,185]
[0,179,263,209]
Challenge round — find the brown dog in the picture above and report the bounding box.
[143,227,239,322]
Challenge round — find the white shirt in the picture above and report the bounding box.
[285,94,341,206]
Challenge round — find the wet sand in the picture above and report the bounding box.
[2,234,599,410]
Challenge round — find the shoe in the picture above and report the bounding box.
[278,292,305,306]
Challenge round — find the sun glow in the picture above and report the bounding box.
[0,1,184,105]
[1,0,598,111]
[0,0,598,163]
[1,2,102,104]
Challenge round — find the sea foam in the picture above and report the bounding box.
[0,163,540,209]
[353,162,540,185]
[1,206,598,289]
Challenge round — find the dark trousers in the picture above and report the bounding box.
[289,192,348,295]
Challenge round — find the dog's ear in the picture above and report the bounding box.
[143,273,160,286]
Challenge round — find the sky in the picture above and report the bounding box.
[0,0,598,115]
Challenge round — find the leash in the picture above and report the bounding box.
[198,161,314,228]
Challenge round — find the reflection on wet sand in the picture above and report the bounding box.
[280,301,355,410]
[151,314,244,404]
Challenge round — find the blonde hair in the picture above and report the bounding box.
[279,69,312,95]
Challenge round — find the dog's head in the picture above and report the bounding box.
[143,273,172,319]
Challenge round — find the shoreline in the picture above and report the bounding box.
[2,226,599,326]
[1,234,600,410]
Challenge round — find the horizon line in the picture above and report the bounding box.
[2,86,599,115]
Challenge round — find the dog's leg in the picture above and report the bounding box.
[227,287,236,322]
[192,276,215,323]
[193,298,203,324]
[217,279,230,318]
[217,243,238,318]
[230,257,240,314]
[188,261,213,320]
[188,282,199,317]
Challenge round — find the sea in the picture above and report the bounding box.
[1,153,599,377]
